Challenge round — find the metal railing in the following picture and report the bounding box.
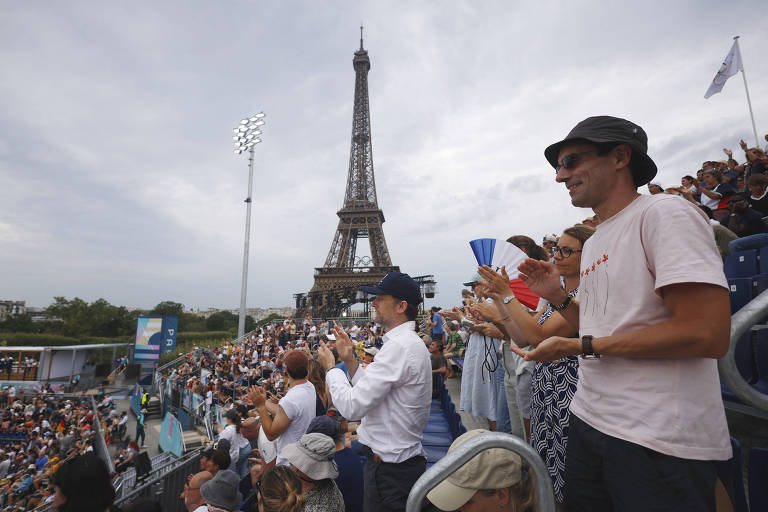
[719,287,768,411]
[114,451,177,499]
[114,449,201,512]
[406,432,556,512]
[90,395,116,475]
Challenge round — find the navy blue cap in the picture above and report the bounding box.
[361,272,423,306]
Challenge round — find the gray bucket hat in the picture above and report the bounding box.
[282,433,338,480]
[200,469,242,510]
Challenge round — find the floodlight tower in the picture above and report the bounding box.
[233,112,266,340]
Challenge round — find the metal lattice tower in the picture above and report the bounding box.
[297,29,399,317]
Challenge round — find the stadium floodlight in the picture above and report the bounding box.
[232,112,266,340]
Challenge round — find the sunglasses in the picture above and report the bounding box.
[552,246,582,258]
[555,150,598,173]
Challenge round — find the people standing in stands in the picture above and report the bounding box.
[429,306,445,342]
[306,416,364,512]
[218,409,250,478]
[698,169,734,221]
[135,408,147,448]
[306,359,330,416]
[477,224,594,504]
[282,433,344,512]
[429,341,447,399]
[522,115,731,511]
[247,349,316,467]
[442,275,500,432]
[317,271,431,512]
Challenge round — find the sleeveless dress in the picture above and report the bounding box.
[530,288,579,504]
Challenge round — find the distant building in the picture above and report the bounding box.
[0,300,26,321]
[185,306,295,321]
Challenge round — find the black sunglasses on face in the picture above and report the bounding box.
[555,150,598,173]
[553,246,582,258]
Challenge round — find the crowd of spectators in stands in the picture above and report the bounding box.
[0,391,102,511]
[643,136,768,256]
[7,133,765,511]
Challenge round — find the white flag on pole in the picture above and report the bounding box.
[704,40,743,99]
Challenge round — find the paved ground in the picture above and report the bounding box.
[108,397,165,460]
[445,371,491,431]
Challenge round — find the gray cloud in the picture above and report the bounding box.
[1,0,767,310]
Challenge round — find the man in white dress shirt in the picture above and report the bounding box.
[318,272,432,512]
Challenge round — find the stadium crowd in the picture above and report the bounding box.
[2,123,766,512]
[0,391,103,511]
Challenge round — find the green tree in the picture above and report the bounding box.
[0,313,35,333]
[205,311,238,331]
[151,301,184,317]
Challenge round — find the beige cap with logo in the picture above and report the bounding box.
[426,429,523,510]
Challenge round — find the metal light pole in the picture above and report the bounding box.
[233,113,265,340]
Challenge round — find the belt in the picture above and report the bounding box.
[360,444,384,464]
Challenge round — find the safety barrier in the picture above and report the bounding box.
[720,287,768,412]
[406,431,556,512]
[114,448,201,512]
[89,395,115,475]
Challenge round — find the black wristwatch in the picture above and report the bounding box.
[581,335,600,359]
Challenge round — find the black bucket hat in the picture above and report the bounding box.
[544,116,658,187]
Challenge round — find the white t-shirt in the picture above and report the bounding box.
[573,194,731,461]
[257,425,277,464]
[275,381,317,466]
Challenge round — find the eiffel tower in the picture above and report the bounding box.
[295,29,399,317]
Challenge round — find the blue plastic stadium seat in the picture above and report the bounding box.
[423,444,449,463]
[725,250,759,278]
[749,447,768,511]
[424,419,451,434]
[454,357,464,370]
[760,247,768,274]
[422,431,454,447]
[715,438,748,512]
[728,278,753,313]
[752,329,768,394]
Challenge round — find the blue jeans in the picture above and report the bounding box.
[729,233,768,253]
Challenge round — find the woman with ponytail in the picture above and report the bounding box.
[257,465,305,512]
[219,408,250,478]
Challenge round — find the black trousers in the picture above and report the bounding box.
[564,415,717,512]
[362,446,427,512]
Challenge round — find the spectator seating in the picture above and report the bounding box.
[753,328,768,395]
[725,250,760,279]
[422,381,466,467]
[728,278,753,314]
[716,438,748,512]
[749,447,768,512]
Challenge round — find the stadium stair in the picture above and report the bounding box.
[421,375,466,468]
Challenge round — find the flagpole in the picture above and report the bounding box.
[734,36,760,147]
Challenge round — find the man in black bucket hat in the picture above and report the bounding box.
[516,116,731,511]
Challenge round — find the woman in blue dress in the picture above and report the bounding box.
[477,225,594,505]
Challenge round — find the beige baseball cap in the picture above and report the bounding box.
[426,429,522,510]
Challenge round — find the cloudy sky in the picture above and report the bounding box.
[2,1,767,312]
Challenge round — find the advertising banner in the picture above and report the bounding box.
[162,316,178,354]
